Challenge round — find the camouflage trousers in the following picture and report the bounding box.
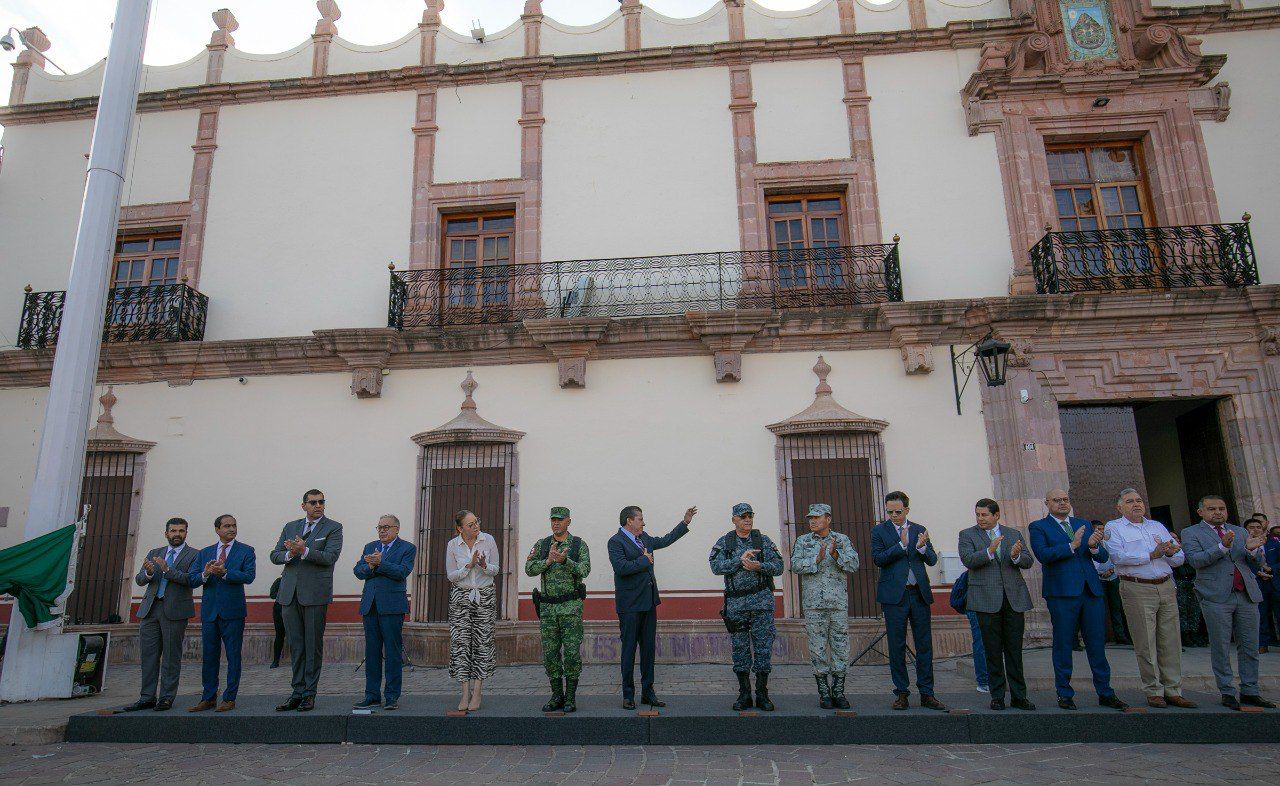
[804,608,849,675]
[729,609,775,674]
[540,610,584,680]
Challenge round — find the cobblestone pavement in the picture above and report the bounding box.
[4,741,1280,784]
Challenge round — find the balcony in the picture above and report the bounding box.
[1029,221,1259,295]
[389,243,903,330]
[17,282,210,350]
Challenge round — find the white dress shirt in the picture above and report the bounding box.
[1104,517,1184,580]
[446,531,501,602]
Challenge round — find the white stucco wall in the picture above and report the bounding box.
[199,92,415,340]
[852,0,913,34]
[138,53,211,94]
[925,0,1010,27]
[21,61,107,104]
[220,43,313,84]
[327,34,419,76]
[1200,30,1280,286]
[432,83,523,184]
[865,49,1012,300]
[640,5,729,49]
[436,25,525,65]
[744,0,841,39]
[121,110,199,207]
[752,59,851,164]
[541,68,739,261]
[540,15,626,57]
[0,346,990,607]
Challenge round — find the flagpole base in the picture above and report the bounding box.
[0,625,79,702]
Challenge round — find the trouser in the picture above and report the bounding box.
[138,605,187,702]
[1102,578,1130,642]
[966,611,988,689]
[618,608,658,700]
[282,601,328,699]
[1119,578,1182,697]
[271,602,286,663]
[362,610,405,702]
[200,616,245,703]
[881,586,934,696]
[978,597,1027,703]
[1201,591,1261,696]
[448,586,497,682]
[804,608,850,676]
[729,609,775,674]
[1046,594,1114,699]
[1260,592,1278,647]
[540,610,585,680]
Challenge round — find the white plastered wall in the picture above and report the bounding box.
[744,0,841,39]
[198,92,415,340]
[1199,30,1280,286]
[752,58,850,164]
[327,34,419,76]
[220,43,313,83]
[432,83,523,184]
[0,347,990,605]
[865,49,1012,300]
[640,4,728,49]
[120,110,199,207]
[541,67,739,261]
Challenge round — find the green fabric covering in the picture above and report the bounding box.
[0,524,75,629]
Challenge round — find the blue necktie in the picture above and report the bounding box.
[157,548,176,598]
[380,542,389,557]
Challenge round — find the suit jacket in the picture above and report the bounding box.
[270,516,344,606]
[354,537,415,616]
[608,522,689,615]
[871,520,938,605]
[1182,520,1263,604]
[189,541,257,622]
[1264,539,1280,596]
[135,543,199,621]
[1028,515,1108,599]
[958,524,1034,614]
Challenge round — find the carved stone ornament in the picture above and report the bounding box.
[686,310,775,383]
[1005,336,1034,367]
[523,318,610,389]
[314,328,394,399]
[422,0,445,25]
[411,371,525,446]
[210,9,238,47]
[315,0,341,36]
[766,356,888,436]
[899,344,934,375]
[87,386,156,454]
[1262,326,1280,357]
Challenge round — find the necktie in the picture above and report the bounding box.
[158,548,176,598]
[989,529,1001,560]
[1059,519,1074,539]
[1213,525,1246,592]
[380,543,389,557]
[218,543,229,563]
[303,522,314,539]
[901,526,916,586]
[633,534,645,552]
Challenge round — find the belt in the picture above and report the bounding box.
[1118,574,1169,586]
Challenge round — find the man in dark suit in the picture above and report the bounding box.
[271,488,344,712]
[122,517,199,712]
[353,514,416,711]
[871,490,945,711]
[959,498,1035,711]
[187,514,256,713]
[608,504,696,709]
[1028,489,1128,711]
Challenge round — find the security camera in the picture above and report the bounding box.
[0,33,15,52]
[237,376,247,385]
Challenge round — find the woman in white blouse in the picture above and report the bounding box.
[445,509,501,711]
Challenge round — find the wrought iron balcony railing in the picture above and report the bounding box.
[389,243,902,330]
[17,282,210,350]
[1029,220,1259,295]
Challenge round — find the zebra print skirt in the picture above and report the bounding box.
[448,585,497,682]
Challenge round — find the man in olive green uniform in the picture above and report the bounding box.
[525,506,591,712]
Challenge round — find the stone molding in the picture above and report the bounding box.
[767,354,889,436]
[314,327,397,398]
[86,386,156,454]
[881,300,971,375]
[522,317,610,388]
[685,309,776,382]
[410,370,525,446]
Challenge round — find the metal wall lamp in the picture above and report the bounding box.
[950,331,1011,415]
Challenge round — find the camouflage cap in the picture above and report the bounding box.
[732,502,754,517]
[550,506,570,520]
[807,503,832,518]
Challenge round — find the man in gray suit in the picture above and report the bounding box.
[270,489,344,712]
[959,498,1036,711]
[1182,494,1276,711]
[122,517,199,712]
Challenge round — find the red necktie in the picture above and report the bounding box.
[1213,525,1246,592]
[218,543,229,563]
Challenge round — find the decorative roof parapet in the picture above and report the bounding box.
[207,9,238,83]
[621,0,643,51]
[87,386,157,454]
[420,0,445,65]
[411,371,525,446]
[767,356,888,436]
[522,0,544,57]
[313,1,341,77]
[7,26,51,105]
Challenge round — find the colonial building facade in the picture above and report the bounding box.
[1,0,1277,665]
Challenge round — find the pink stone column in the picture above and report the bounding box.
[724,0,745,41]
[621,0,643,51]
[517,79,546,307]
[907,0,928,30]
[842,56,882,244]
[205,9,238,84]
[727,64,766,299]
[409,89,439,270]
[181,106,221,287]
[522,1,543,57]
[312,0,341,77]
[836,0,857,34]
[420,0,444,65]
[7,27,50,106]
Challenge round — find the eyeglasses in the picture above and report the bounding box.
[376,525,396,531]
[306,499,326,506]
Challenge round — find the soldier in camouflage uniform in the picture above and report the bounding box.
[790,503,860,709]
[525,506,591,712]
[709,502,784,711]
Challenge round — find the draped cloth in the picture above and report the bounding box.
[0,524,76,629]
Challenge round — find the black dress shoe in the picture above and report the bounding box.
[383,701,399,711]
[276,696,303,712]
[353,697,381,709]
[297,697,316,712]
[154,699,173,712]
[1241,694,1277,709]
[1057,697,1077,710]
[622,698,636,710]
[1222,694,1242,711]
[1098,694,1128,711]
[1011,698,1037,711]
[990,698,1006,711]
[122,699,156,713]
[641,694,666,708]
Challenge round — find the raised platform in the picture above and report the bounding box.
[66,691,1279,746]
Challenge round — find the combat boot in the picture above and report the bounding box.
[831,670,850,709]
[732,671,753,711]
[542,678,565,712]
[816,674,833,709]
[754,672,775,712]
[563,678,579,713]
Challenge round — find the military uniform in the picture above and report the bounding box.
[791,503,860,708]
[525,507,591,712]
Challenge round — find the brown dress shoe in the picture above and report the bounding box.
[891,693,910,710]
[1164,695,1197,708]
[920,695,948,711]
[188,700,216,712]
[216,701,236,712]
[1146,696,1167,708]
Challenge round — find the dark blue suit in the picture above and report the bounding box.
[189,540,256,703]
[608,522,689,701]
[354,537,415,703]
[1028,515,1115,700]
[1258,539,1280,647]
[871,520,937,697]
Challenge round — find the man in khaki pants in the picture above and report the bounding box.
[1104,488,1196,709]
